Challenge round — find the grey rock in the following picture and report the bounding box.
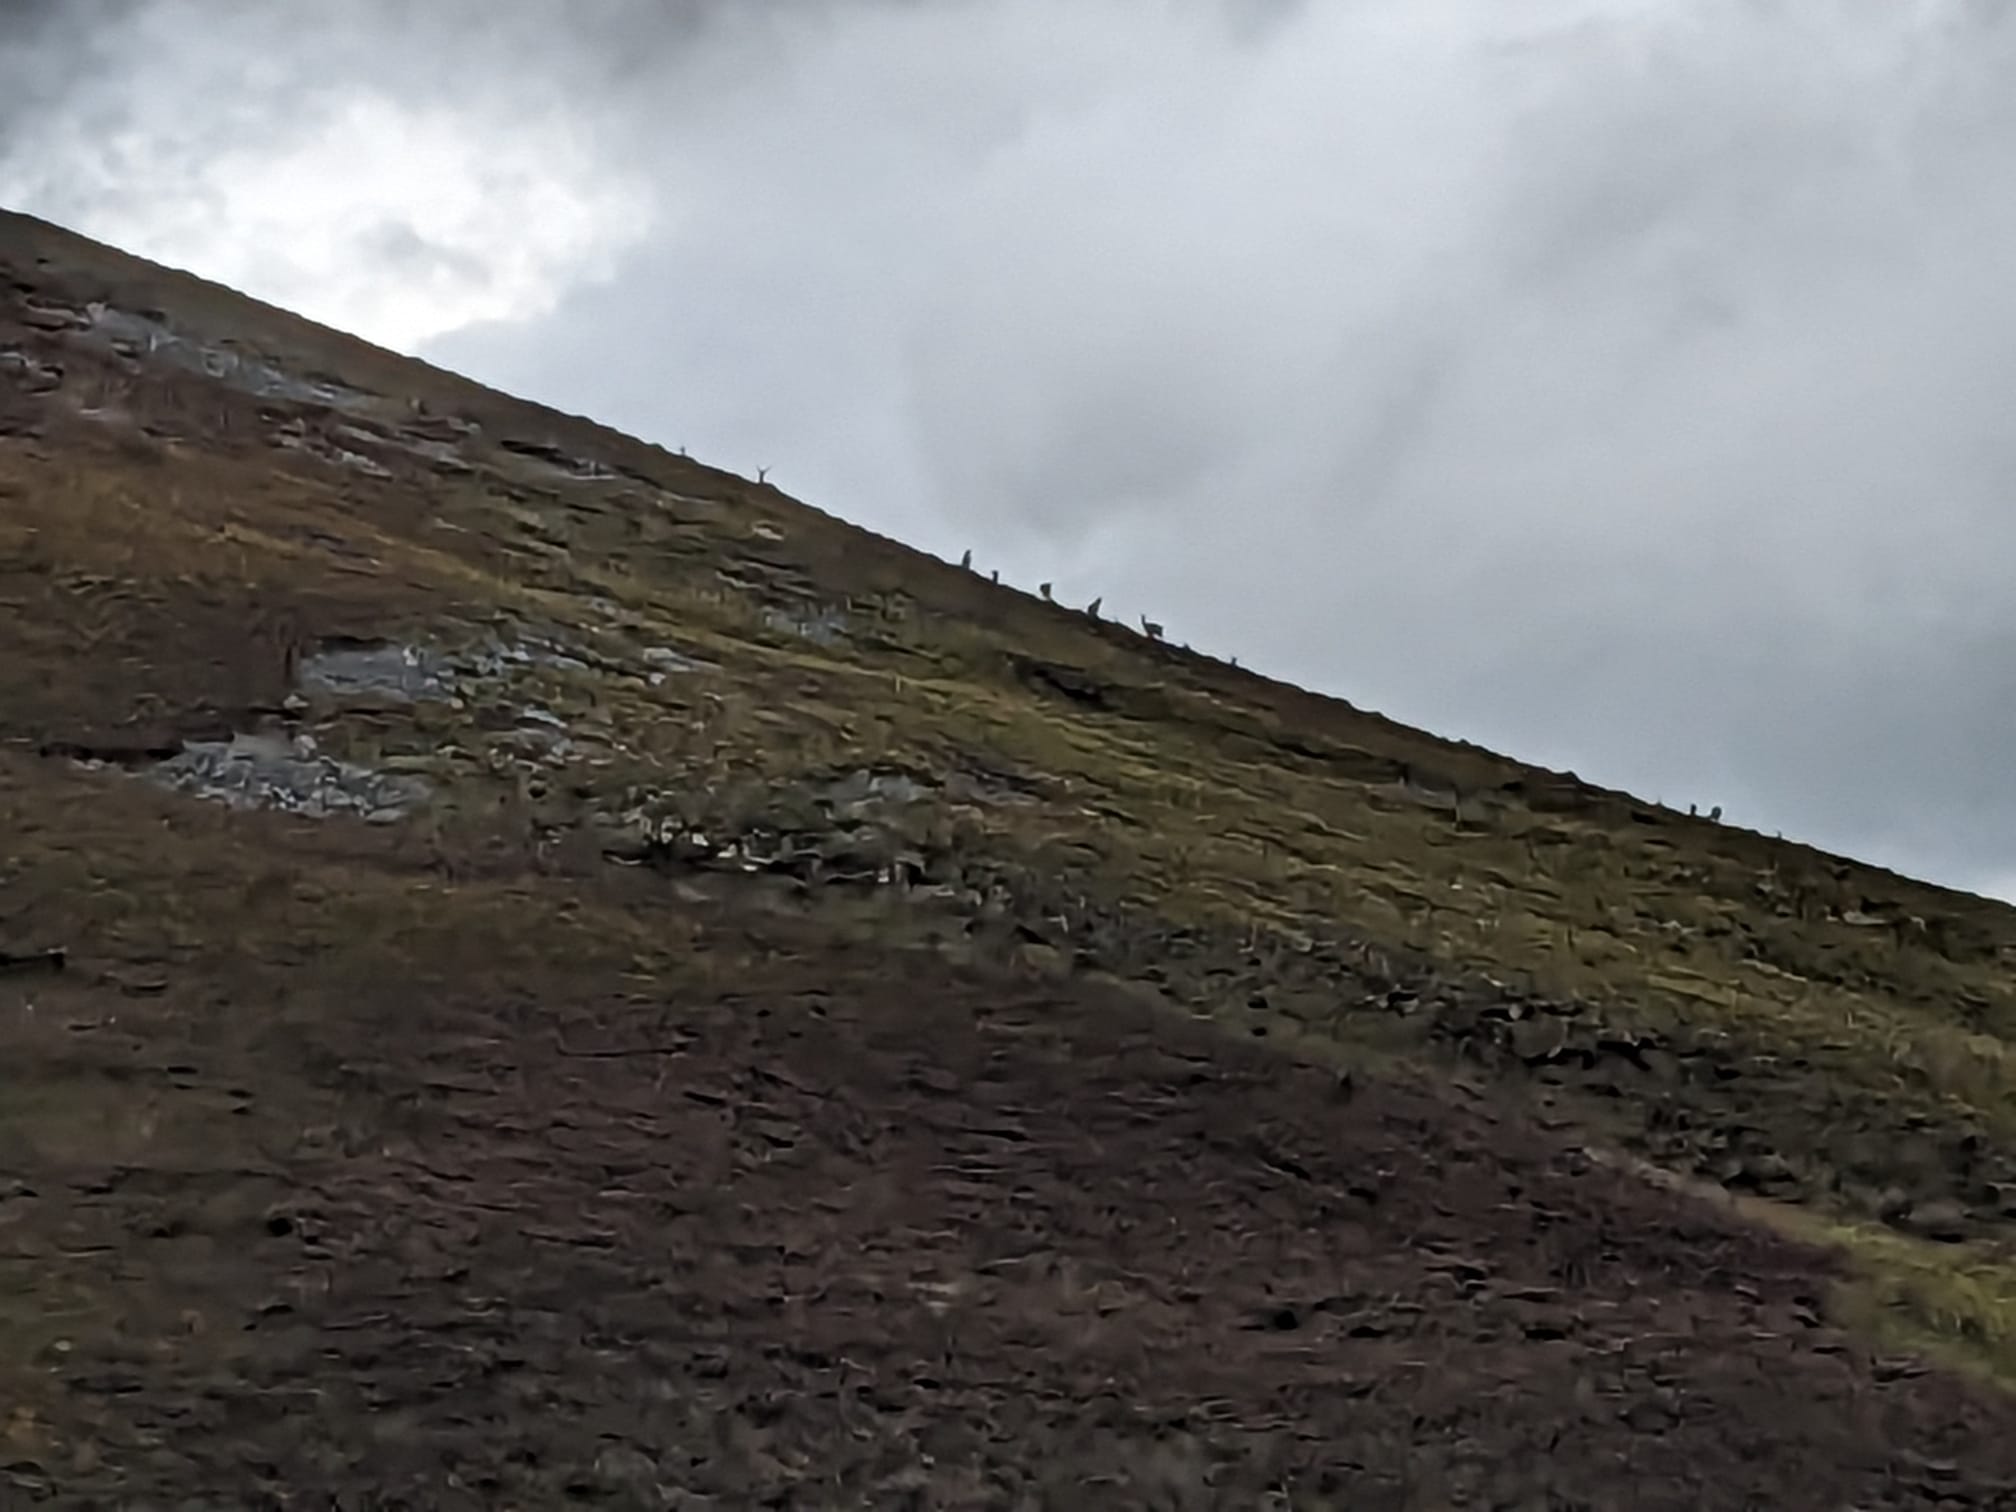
[144,733,429,821]
[298,643,448,702]
[641,644,711,673]
[1898,1198,1971,1242]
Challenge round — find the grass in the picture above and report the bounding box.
[1830,1224,2016,1386]
[10,205,2016,1391]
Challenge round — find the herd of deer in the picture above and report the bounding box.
[948,544,1729,823]
[744,469,1173,647]
[959,549,1163,641]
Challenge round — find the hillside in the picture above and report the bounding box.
[5,206,2016,1506]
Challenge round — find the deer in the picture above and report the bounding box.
[1086,596,1102,618]
[1141,617,1163,641]
[1039,582,1053,602]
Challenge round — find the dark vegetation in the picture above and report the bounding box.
[5,208,2016,1506]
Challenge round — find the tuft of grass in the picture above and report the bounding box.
[1821,1222,2016,1389]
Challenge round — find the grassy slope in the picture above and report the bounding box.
[6,207,2016,1386]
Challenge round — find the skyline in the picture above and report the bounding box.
[8,0,2016,898]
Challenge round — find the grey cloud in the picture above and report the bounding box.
[11,0,2016,897]
[0,0,139,147]
[357,221,491,286]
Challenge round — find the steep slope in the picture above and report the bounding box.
[4,207,2016,1506]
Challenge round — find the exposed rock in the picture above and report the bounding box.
[760,605,848,646]
[497,435,616,481]
[589,1442,662,1493]
[817,769,936,811]
[0,346,61,393]
[1895,1198,1971,1243]
[143,732,429,821]
[298,643,451,702]
[1723,1152,1797,1193]
[641,644,712,675]
[79,302,373,409]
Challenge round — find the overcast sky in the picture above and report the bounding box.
[7,0,2016,899]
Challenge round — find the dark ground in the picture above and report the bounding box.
[7,848,2016,1509]
[6,209,2016,1508]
